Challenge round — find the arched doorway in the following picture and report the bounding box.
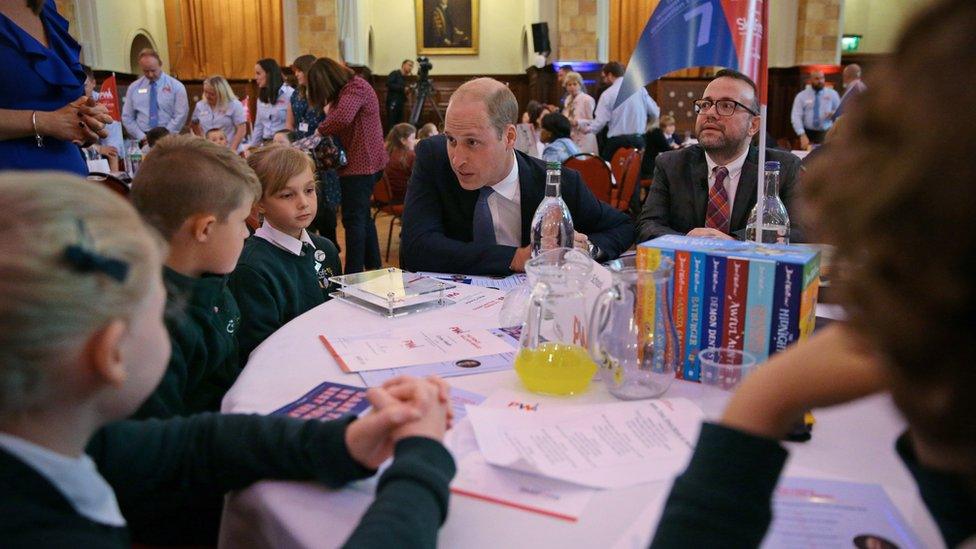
[129,33,156,73]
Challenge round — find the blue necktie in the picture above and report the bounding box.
[472,186,496,245]
[148,80,159,128]
[812,89,821,130]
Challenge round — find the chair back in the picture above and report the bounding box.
[612,148,643,212]
[86,173,129,198]
[372,173,393,213]
[564,153,614,204]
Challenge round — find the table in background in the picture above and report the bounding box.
[219,296,943,549]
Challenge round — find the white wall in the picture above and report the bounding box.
[74,0,170,74]
[843,0,931,54]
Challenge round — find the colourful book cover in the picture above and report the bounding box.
[770,261,804,355]
[798,256,822,341]
[702,255,727,352]
[722,257,749,351]
[744,259,776,364]
[654,250,675,372]
[635,247,661,365]
[684,251,706,380]
[672,251,690,379]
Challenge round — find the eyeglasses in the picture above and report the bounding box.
[693,99,758,116]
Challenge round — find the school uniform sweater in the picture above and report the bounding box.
[0,414,455,548]
[133,268,241,420]
[229,233,341,364]
[649,422,976,548]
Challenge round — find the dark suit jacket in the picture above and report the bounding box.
[401,134,635,275]
[636,145,804,244]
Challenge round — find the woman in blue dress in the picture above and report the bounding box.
[0,0,112,175]
[286,54,341,249]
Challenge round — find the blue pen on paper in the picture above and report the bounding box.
[271,381,370,421]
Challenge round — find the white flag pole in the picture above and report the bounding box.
[743,0,767,243]
[755,107,767,243]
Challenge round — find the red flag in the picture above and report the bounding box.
[722,0,769,105]
[97,74,122,122]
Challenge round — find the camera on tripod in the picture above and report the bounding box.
[410,56,442,126]
[416,56,433,81]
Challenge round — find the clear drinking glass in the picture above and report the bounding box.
[697,347,758,419]
[589,255,678,400]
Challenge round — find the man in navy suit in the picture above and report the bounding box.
[401,78,634,276]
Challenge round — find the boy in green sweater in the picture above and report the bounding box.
[0,173,455,548]
[130,134,260,419]
[230,144,343,362]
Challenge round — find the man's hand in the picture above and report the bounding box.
[720,324,887,439]
[798,134,811,150]
[510,245,532,272]
[687,228,734,240]
[573,232,590,253]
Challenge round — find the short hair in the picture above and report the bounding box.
[541,112,571,139]
[203,75,238,109]
[247,144,316,198]
[449,78,519,139]
[306,57,354,111]
[712,68,760,113]
[138,48,161,64]
[131,135,261,240]
[0,172,161,415]
[205,127,227,138]
[660,114,676,127]
[803,0,976,478]
[417,122,439,139]
[558,65,572,72]
[402,59,414,65]
[256,58,285,105]
[602,61,625,77]
[145,127,170,147]
[273,129,292,142]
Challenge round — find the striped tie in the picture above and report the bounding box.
[705,166,731,234]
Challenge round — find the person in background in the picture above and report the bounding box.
[143,127,169,154]
[0,173,455,549]
[555,64,573,110]
[651,4,976,547]
[640,114,682,180]
[205,127,227,148]
[384,122,417,202]
[832,64,867,121]
[0,0,112,176]
[562,71,598,155]
[81,64,122,172]
[122,49,188,145]
[249,58,293,147]
[417,122,439,140]
[190,75,246,152]
[578,61,660,161]
[540,112,580,164]
[286,54,341,250]
[386,59,414,128]
[790,70,841,150]
[307,57,388,274]
[272,129,291,146]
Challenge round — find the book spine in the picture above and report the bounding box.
[744,260,775,364]
[672,251,690,379]
[654,250,675,372]
[769,261,803,355]
[722,258,748,351]
[636,247,662,364]
[683,252,706,380]
[702,254,727,353]
[798,258,822,342]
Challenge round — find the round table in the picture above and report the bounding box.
[219,291,944,548]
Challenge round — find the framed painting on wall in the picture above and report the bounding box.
[415,0,479,55]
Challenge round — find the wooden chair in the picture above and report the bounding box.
[608,148,643,212]
[564,153,615,204]
[371,174,403,262]
[86,172,130,198]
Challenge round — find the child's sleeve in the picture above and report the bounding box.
[228,264,280,364]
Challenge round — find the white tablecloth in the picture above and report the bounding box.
[219,295,944,549]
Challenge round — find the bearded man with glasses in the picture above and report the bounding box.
[636,69,804,243]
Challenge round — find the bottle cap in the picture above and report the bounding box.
[764,161,781,171]
[546,161,561,170]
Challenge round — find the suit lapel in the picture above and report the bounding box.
[731,146,759,231]
[517,152,542,246]
[689,147,709,224]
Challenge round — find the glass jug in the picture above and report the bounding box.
[589,255,678,400]
[512,248,598,396]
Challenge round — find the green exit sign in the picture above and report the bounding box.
[842,35,862,53]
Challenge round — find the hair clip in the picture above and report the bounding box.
[62,219,130,283]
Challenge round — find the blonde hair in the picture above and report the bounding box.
[563,71,584,89]
[0,172,162,415]
[247,144,316,197]
[203,75,238,109]
[131,135,261,240]
[417,123,438,140]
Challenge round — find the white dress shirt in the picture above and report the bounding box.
[583,78,660,138]
[0,433,126,527]
[486,153,522,247]
[255,221,316,255]
[121,72,189,140]
[705,147,749,212]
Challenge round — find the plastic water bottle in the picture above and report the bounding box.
[746,161,790,244]
[127,141,143,177]
[530,161,575,256]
